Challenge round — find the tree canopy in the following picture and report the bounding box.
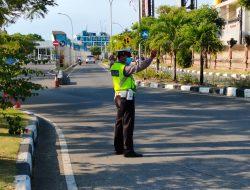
[90,46,101,56]
[0,0,57,27]
[238,0,250,9]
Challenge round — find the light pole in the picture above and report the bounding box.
[138,0,142,65]
[58,12,74,65]
[112,22,125,31]
[108,0,114,37]
[58,13,74,40]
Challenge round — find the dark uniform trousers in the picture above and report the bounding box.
[114,95,135,152]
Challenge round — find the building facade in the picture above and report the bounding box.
[76,31,110,51]
[34,41,55,61]
[215,0,250,44]
[141,0,155,17]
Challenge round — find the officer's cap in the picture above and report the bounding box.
[116,49,132,57]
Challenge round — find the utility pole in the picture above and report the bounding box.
[58,13,74,65]
[108,0,114,37]
[138,0,142,65]
[239,6,243,45]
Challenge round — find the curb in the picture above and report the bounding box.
[99,63,250,99]
[136,80,250,99]
[14,111,39,190]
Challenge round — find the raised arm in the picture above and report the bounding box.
[123,50,157,77]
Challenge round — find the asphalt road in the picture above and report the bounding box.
[24,63,250,190]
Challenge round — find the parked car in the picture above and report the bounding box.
[86,55,95,64]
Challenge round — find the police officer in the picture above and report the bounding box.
[110,49,157,157]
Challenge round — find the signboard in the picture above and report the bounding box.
[53,40,59,47]
[141,30,149,40]
[60,40,66,47]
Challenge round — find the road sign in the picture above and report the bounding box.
[60,40,66,47]
[141,30,149,40]
[124,37,131,44]
[53,40,60,47]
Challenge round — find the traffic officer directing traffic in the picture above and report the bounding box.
[110,49,157,157]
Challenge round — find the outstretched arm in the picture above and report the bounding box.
[124,50,157,77]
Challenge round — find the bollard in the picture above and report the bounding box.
[54,75,59,88]
[14,101,21,109]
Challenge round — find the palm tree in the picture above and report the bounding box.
[150,6,190,81]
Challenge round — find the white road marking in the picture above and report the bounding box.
[35,114,78,190]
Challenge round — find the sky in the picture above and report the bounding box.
[6,0,213,40]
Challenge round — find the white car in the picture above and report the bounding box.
[86,55,95,64]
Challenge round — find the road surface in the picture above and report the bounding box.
[24,63,250,190]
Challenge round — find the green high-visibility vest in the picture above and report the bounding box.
[110,62,136,92]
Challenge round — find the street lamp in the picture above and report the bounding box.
[138,0,142,64]
[58,12,74,40]
[112,22,125,31]
[108,0,114,37]
[58,12,74,65]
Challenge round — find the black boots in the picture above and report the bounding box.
[124,151,143,158]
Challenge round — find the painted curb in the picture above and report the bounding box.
[180,85,192,91]
[199,87,211,94]
[14,175,31,190]
[244,89,250,98]
[136,80,250,98]
[150,82,159,88]
[227,87,237,97]
[15,111,38,190]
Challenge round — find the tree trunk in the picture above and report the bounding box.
[205,52,208,69]
[200,51,204,85]
[173,52,177,81]
[156,57,160,72]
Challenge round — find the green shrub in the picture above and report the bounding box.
[156,71,172,82]
[135,68,157,80]
[228,77,250,88]
[177,49,193,68]
[179,73,199,85]
[6,115,23,135]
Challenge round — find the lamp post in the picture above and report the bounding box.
[58,12,74,65]
[58,13,74,40]
[112,22,125,31]
[108,0,114,37]
[138,0,142,65]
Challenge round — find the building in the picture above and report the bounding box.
[215,0,250,45]
[34,41,55,61]
[141,0,155,17]
[76,31,110,51]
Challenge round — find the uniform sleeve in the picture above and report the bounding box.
[123,58,153,77]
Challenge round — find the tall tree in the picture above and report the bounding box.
[181,6,223,85]
[0,0,56,134]
[150,6,190,81]
[90,46,101,56]
[0,0,57,27]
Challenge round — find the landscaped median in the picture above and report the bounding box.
[99,62,250,99]
[134,67,250,98]
[0,109,38,190]
[136,80,250,98]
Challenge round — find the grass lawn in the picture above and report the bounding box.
[0,109,29,190]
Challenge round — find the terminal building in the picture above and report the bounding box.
[76,31,110,51]
[215,0,250,44]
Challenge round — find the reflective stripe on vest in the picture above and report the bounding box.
[110,62,136,92]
